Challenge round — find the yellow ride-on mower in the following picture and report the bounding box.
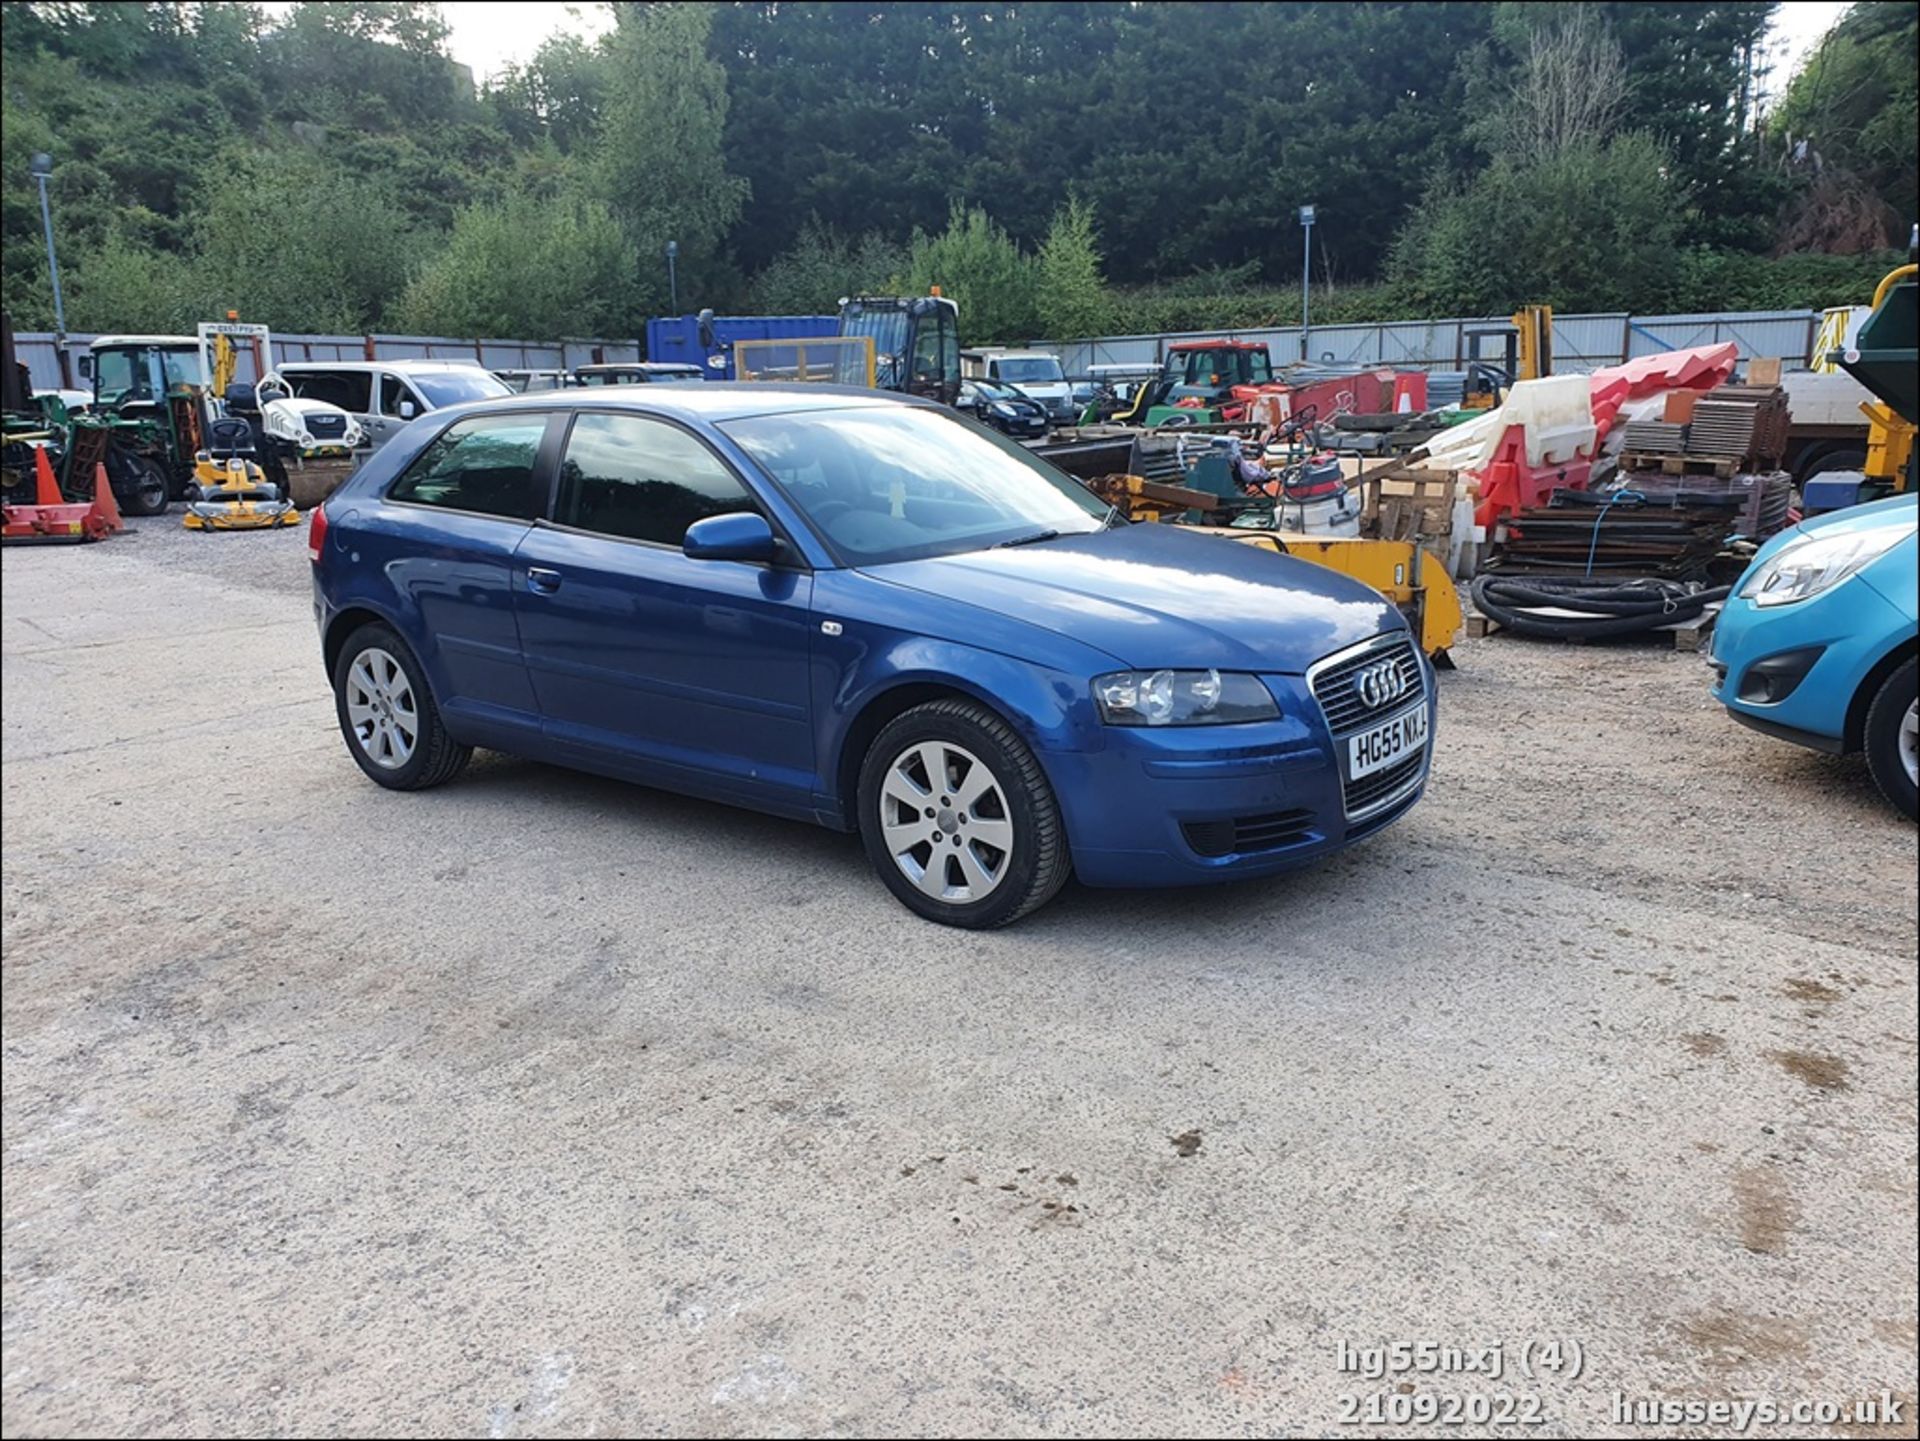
[181,417,299,531]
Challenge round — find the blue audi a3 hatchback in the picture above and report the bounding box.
[310,385,1436,926]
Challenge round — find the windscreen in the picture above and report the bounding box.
[995,357,1065,384]
[411,369,512,407]
[723,404,1109,566]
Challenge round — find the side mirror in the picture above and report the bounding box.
[684,511,776,562]
[696,307,717,352]
[77,355,93,380]
[398,400,416,420]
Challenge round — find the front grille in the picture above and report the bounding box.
[1182,807,1315,859]
[306,413,347,439]
[1344,751,1425,817]
[1310,635,1423,737]
[1308,634,1432,821]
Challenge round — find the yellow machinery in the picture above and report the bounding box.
[732,335,878,388]
[180,416,299,531]
[1086,473,1464,663]
[1848,263,1916,492]
[1460,305,1553,410]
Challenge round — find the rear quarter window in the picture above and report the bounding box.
[387,413,549,520]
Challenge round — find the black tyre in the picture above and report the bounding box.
[116,453,171,516]
[331,623,471,791]
[857,698,1070,928]
[1862,657,1918,821]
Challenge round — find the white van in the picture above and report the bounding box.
[960,349,1075,425]
[275,360,510,451]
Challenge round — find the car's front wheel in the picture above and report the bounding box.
[857,699,1070,928]
[331,622,471,791]
[1862,657,1918,820]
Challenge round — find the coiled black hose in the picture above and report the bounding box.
[1471,574,1732,639]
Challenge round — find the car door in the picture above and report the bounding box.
[512,410,817,805]
[374,410,554,742]
[366,371,423,450]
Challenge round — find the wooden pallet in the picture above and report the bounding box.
[1619,451,1740,479]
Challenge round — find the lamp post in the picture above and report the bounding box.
[1298,204,1315,363]
[665,239,679,315]
[30,151,71,386]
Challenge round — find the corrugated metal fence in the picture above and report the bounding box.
[17,308,1826,391]
[1038,309,1823,378]
[13,330,641,392]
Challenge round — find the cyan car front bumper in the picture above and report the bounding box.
[1710,576,1912,753]
[1043,665,1437,888]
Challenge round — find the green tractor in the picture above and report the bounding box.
[1113,340,1280,427]
[71,333,217,515]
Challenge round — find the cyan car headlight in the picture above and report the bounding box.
[1093,669,1278,726]
[1739,520,1915,607]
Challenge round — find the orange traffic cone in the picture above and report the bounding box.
[33,447,63,505]
[92,461,125,533]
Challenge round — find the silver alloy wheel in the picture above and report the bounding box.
[344,646,419,770]
[878,739,1014,903]
[1902,700,1919,789]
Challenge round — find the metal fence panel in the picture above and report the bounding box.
[12,329,642,391]
[1625,311,1816,364]
[1550,313,1629,371]
[1033,307,1829,378]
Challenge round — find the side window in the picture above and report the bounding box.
[387,413,547,519]
[379,373,417,417]
[556,412,756,546]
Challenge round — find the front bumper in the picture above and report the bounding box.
[1045,663,1437,888]
[1710,578,1911,753]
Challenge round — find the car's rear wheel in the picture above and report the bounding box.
[857,699,1070,928]
[1862,657,1918,820]
[332,622,470,791]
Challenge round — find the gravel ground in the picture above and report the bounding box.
[4,515,1915,1439]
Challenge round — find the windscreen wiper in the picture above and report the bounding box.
[994,528,1060,548]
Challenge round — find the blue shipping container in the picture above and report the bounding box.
[645,314,839,379]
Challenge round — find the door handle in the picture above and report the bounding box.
[526,567,563,594]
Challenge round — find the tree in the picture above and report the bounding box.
[1391,133,1684,313]
[67,233,199,333]
[396,193,639,339]
[1034,197,1111,340]
[1771,2,1917,247]
[596,3,748,311]
[899,204,1039,345]
[750,221,905,314]
[193,151,423,331]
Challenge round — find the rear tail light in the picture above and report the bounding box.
[307,502,329,564]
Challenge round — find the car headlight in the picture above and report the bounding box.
[991,402,1017,417]
[1093,669,1278,726]
[1738,520,1915,607]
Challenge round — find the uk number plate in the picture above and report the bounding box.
[1348,703,1429,779]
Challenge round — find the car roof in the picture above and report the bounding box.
[90,334,197,348]
[575,362,700,373]
[439,382,919,425]
[279,358,492,373]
